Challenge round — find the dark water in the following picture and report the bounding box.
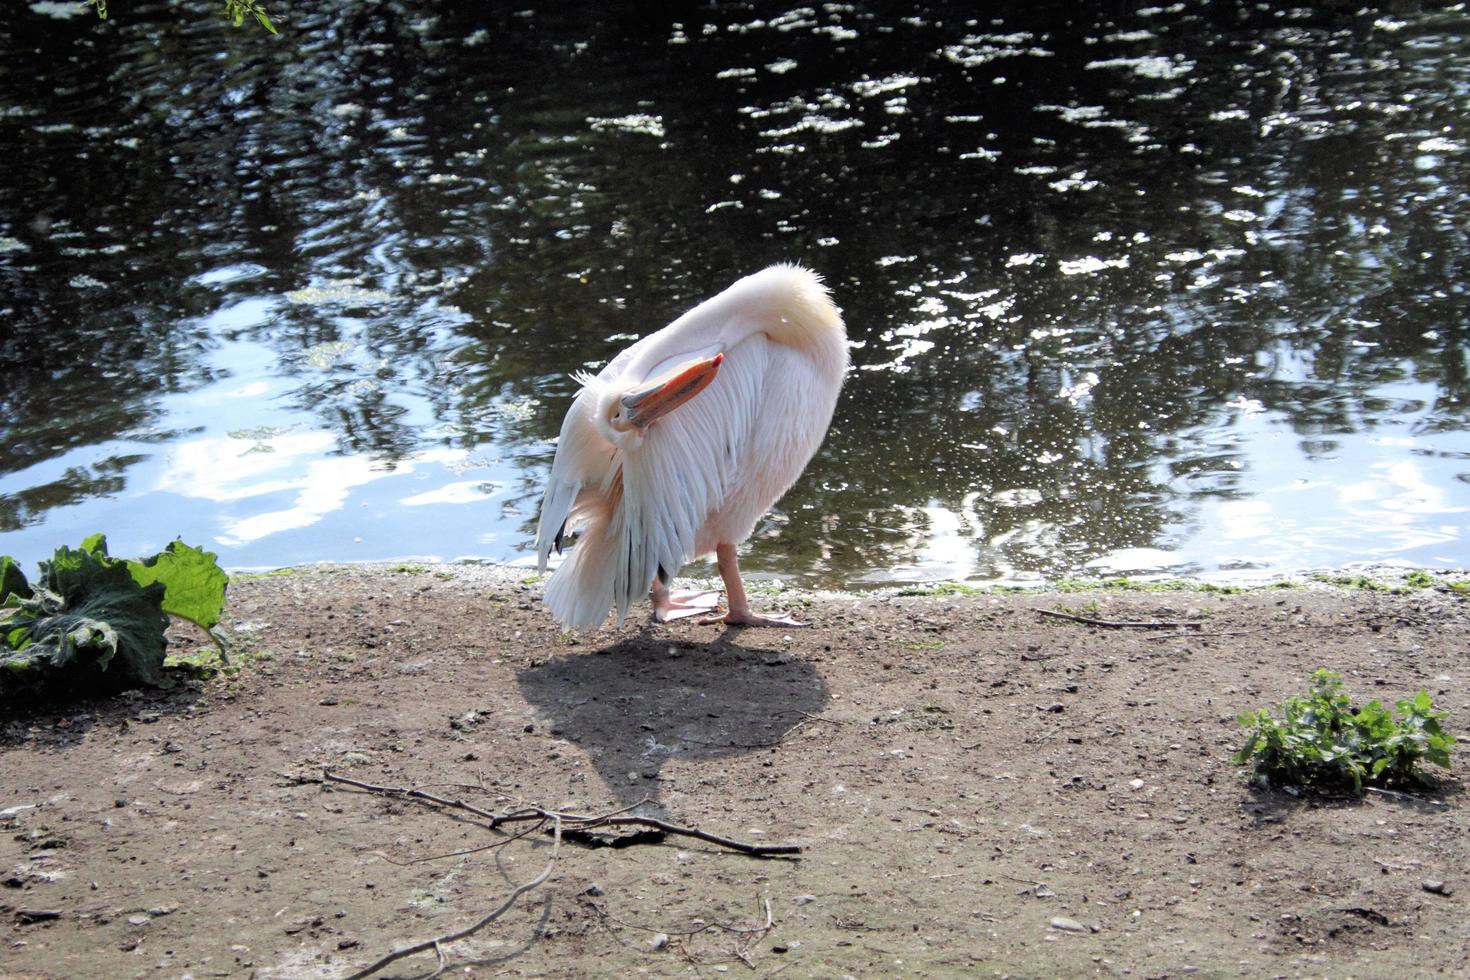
[2,0,1468,586]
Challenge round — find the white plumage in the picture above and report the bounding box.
[535,264,848,630]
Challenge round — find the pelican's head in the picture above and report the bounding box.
[573,353,722,456]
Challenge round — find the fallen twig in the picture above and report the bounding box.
[586,893,777,969]
[1365,786,1449,807]
[1035,608,1203,630]
[589,894,775,940]
[317,770,502,822]
[1373,857,1422,871]
[385,817,549,865]
[343,815,563,980]
[309,771,799,855]
[504,808,801,857]
[312,770,797,977]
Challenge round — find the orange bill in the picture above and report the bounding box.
[620,353,724,429]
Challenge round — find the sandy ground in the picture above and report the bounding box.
[2,564,1467,979]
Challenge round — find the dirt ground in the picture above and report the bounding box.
[2,564,1467,979]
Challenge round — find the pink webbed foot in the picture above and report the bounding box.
[703,542,810,627]
[701,609,809,628]
[653,588,722,623]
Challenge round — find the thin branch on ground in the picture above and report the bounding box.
[304,770,503,822]
[775,708,843,725]
[997,872,1048,889]
[1373,858,1421,871]
[1035,608,1203,629]
[508,809,801,857]
[679,709,841,749]
[343,815,563,980]
[585,893,777,968]
[385,818,550,866]
[306,767,801,975]
[678,731,796,749]
[306,770,800,855]
[586,894,774,940]
[1365,786,1449,806]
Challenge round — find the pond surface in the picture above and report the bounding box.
[2,0,1469,586]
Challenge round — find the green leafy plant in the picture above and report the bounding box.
[224,0,276,33]
[87,1,277,34]
[1235,669,1453,795]
[1,535,229,695]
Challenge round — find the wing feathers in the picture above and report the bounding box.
[538,339,768,629]
[616,340,766,616]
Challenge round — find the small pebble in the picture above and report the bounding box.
[793,894,817,906]
[650,932,669,951]
[1048,916,1089,933]
[1422,880,1454,896]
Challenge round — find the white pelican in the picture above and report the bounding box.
[535,264,848,630]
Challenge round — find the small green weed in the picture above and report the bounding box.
[234,567,296,581]
[1312,573,1411,594]
[1235,669,1453,795]
[747,579,790,596]
[165,646,270,680]
[1404,570,1436,589]
[895,582,981,597]
[1052,577,1242,595]
[1062,599,1101,617]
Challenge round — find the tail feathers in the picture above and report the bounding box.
[541,481,645,631]
[542,526,619,630]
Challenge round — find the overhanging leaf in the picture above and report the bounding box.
[125,540,229,632]
[1,555,30,603]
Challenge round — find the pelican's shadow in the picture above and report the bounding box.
[516,631,829,810]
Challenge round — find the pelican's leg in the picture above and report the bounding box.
[650,578,721,623]
[704,543,808,628]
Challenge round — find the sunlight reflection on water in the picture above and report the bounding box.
[1,1,1468,585]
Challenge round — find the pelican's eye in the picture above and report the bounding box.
[609,404,636,432]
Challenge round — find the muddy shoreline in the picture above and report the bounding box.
[2,565,1467,978]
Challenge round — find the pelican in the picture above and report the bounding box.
[535,264,848,631]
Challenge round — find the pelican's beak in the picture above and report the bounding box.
[620,353,724,429]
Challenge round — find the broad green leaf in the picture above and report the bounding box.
[2,547,169,686]
[125,540,229,631]
[1,556,30,603]
[80,533,109,557]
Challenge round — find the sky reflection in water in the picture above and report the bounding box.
[1,1,1468,585]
